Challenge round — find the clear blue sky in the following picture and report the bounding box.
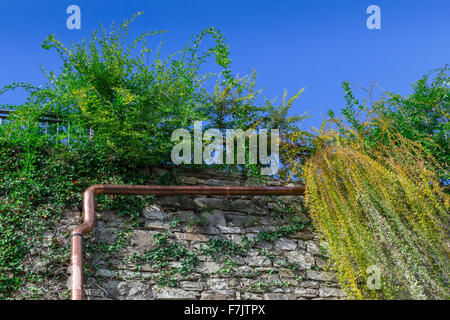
[0,0,449,128]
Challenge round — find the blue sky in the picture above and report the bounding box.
[0,0,449,129]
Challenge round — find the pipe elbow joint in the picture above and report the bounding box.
[84,184,104,196]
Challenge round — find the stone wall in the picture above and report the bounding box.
[78,167,345,300]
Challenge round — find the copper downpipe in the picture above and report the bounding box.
[70,184,305,300]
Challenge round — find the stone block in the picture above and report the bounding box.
[226,213,259,227]
[154,288,197,300]
[96,225,118,245]
[247,256,271,267]
[245,225,276,233]
[142,205,165,220]
[197,262,221,274]
[206,278,230,291]
[186,225,220,235]
[157,196,196,210]
[174,232,209,241]
[296,240,307,250]
[204,179,240,186]
[294,287,319,299]
[263,293,297,300]
[285,251,314,270]
[306,270,336,282]
[166,211,195,222]
[195,197,226,210]
[255,241,273,250]
[241,293,263,300]
[178,176,199,185]
[300,280,320,289]
[274,238,297,251]
[218,225,243,234]
[144,220,173,230]
[230,234,243,244]
[230,199,256,213]
[230,255,245,266]
[204,209,226,226]
[179,281,205,291]
[319,287,346,298]
[306,242,320,255]
[130,230,158,251]
[200,290,235,300]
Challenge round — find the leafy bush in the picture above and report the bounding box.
[2,12,309,171]
[309,70,449,298]
[328,66,449,182]
[304,120,449,299]
[0,13,309,298]
[0,134,156,298]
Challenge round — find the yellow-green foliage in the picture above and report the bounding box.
[304,122,449,299]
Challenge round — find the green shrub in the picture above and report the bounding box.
[2,12,309,171]
[0,12,308,298]
[328,66,449,183]
[305,120,449,299]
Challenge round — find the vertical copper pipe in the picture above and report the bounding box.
[70,184,304,300]
[70,186,98,300]
[70,235,84,300]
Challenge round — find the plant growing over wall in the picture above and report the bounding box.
[328,66,449,183]
[1,12,310,174]
[0,12,309,298]
[127,231,199,287]
[304,119,449,299]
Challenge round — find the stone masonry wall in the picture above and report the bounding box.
[79,167,345,300]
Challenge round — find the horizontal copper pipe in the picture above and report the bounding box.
[70,184,305,300]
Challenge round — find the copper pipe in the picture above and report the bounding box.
[70,184,305,300]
